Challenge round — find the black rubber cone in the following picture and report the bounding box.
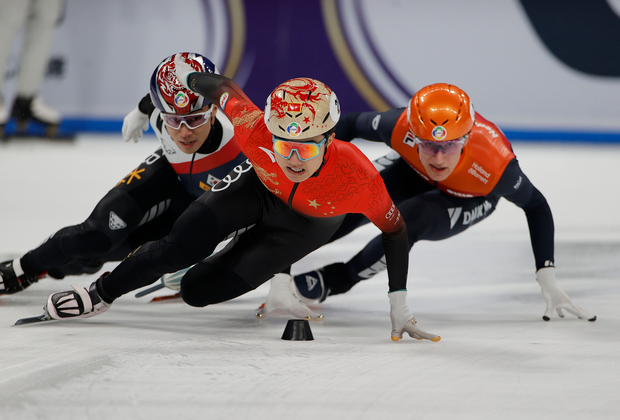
[281,319,314,341]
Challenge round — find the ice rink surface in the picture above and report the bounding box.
[0,136,619,419]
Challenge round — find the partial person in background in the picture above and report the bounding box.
[0,0,66,137]
[267,83,595,322]
[35,54,439,342]
[0,53,246,295]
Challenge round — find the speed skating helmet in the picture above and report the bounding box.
[264,78,341,139]
[407,83,475,141]
[150,52,219,114]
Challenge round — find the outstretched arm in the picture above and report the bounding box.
[369,199,440,342]
[496,160,596,321]
[335,108,404,145]
[174,54,252,108]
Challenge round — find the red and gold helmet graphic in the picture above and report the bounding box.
[407,83,475,141]
[149,52,219,114]
[264,78,340,139]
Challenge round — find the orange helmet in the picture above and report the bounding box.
[264,78,340,139]
[407,83,475,141]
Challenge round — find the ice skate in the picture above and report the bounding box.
[11,95,62,138]
[46,275,112,320]
[0,259,43,294]
[293,268,330,303]
[255,273,323,320]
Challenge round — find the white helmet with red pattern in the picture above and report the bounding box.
[264,78,340,139]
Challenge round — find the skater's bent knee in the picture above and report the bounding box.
[181,264,253,307]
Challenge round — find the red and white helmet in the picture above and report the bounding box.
[407,83,475,141]
[149,52,219,114]
[264,78,340,139]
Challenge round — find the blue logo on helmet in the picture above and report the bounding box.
[432,126,447,140]
[286,122,302,137]
[174,92,189,108]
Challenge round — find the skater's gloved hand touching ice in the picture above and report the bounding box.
[536,267,596,321]
[122,106,150,143]
[256,273,323,320]
[389,290,440,342]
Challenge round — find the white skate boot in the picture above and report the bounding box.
[46,277,112,320]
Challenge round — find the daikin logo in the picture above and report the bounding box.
[462,201,493,226]
[447,207,462,229]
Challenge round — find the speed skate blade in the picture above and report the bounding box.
[13,313,52,326]
[134,283,165,298]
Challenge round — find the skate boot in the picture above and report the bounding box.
[293,268,330,303]
[11,95,62,137]
[0,259,44,294]
[255,273,323,320]
[293,262,354,303]
[46,273,113,320]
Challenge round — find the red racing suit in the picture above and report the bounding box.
[97,76,410,305]
[211,87,409,292]
[222,96,402,226]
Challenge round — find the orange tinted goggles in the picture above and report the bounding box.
[272,135,328,161]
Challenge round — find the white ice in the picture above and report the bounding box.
[0,136,619,420]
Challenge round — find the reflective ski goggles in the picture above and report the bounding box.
[415,134,469,156]
[272,135,328,161]
[161,107,213,130]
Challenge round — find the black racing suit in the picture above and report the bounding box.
[19,95,246,281]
